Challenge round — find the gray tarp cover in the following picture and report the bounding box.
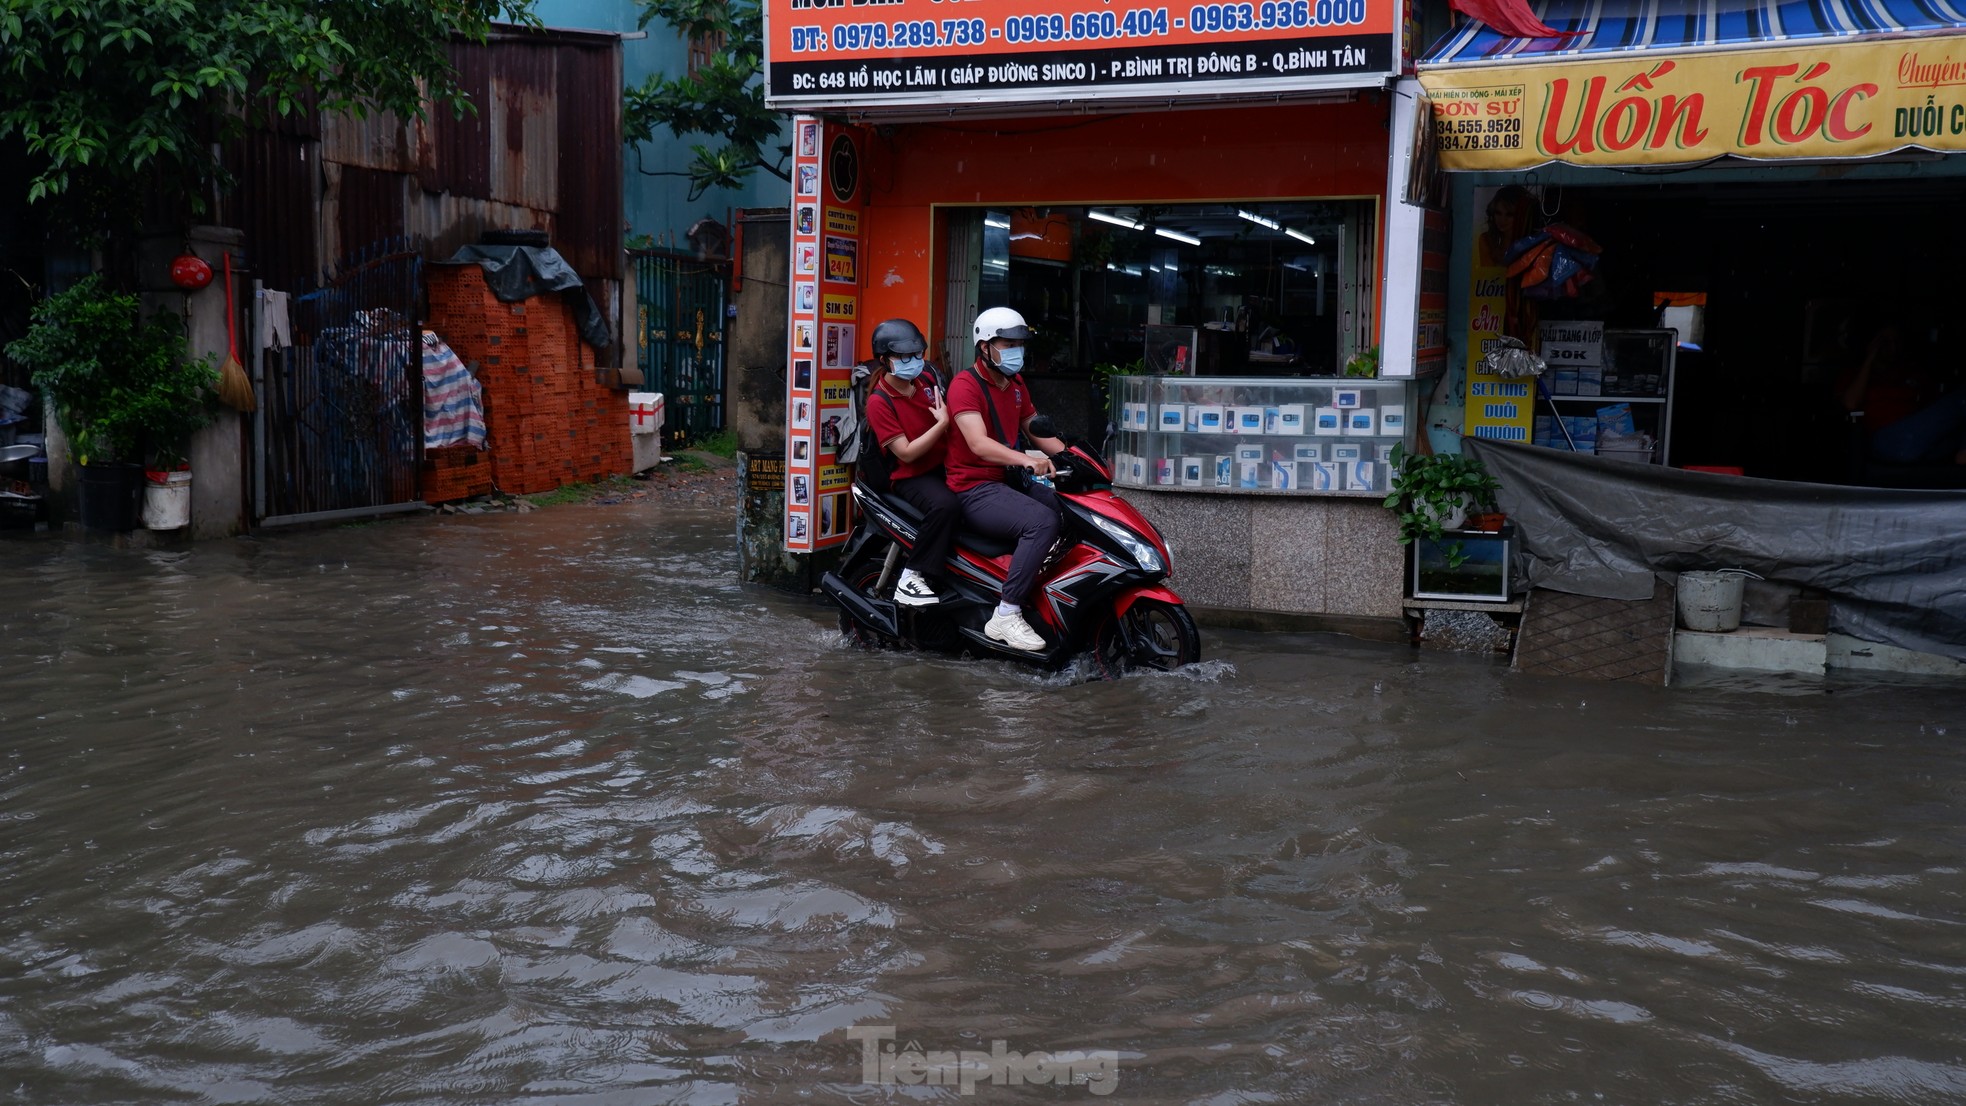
[442,245,612,350]
[1463,438,1966,660]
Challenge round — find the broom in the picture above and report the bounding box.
[215,252,257,412]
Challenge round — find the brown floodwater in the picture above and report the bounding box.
[2,506,1964,1104]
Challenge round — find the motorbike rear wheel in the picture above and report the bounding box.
[1092,597,1201,677]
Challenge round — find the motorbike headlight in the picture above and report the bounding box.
[1088,512,1162,573]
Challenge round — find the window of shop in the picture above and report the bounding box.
[940,202,1377,377]
[1483,178,1966,487]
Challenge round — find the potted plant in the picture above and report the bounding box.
[6,275,218,531]
[1383,443,1500,567]
[1343,344,1380,378]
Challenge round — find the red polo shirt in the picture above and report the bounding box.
[944,363,1035,493]
[864,371,946,481]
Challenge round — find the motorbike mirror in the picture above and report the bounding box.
[1028,415,1057,439]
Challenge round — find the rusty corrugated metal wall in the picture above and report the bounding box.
[226,26,624,363]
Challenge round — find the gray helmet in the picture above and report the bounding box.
[870,318,927,358]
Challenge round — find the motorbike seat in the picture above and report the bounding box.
[875,487,1018,560]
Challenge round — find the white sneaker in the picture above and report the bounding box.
[984,610,1046,652]
[894,572,939,607]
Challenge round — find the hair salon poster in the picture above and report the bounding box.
[785,117,867,553]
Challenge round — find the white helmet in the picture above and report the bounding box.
[972,306,1031,344]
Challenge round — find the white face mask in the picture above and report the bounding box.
[889,356,925,381]
[993,346,1026,375]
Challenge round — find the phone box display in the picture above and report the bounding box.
[1106,374,1415,497]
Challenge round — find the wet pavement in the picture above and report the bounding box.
[3,505,1964,1104]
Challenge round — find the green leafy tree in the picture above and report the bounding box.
[625,0,788,201]
[7,275,218,465]
[0,0,534,239]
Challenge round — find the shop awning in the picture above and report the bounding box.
[1417,1,1966,169]
[1422,0,1966,69]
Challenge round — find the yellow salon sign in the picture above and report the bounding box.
[1419,34,1966,169]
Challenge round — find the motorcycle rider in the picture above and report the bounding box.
[861,318,958,606]
[944,306,1069,652]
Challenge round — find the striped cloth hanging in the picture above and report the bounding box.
[421,330,486,450]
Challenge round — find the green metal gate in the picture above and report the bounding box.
[633,249,726,447]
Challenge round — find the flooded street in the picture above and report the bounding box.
[3,505,1964,1105]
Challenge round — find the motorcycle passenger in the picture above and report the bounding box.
[862,319,958,606]
[944,306,1069,652]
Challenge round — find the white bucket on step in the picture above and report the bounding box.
[1676,569,1759,632]
[142,470,192,530]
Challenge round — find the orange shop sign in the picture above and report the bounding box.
[1417,34,1966,169]
[765,0,1396,108]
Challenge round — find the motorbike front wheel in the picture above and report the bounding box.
[1092,597,1201,677]
[838,562,901,650]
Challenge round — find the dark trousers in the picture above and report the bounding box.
[892,470,960,577]
[1872,389,1966,465]
[957,480,1061,606]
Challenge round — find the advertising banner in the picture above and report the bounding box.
[786,117,866,553]
[766,0,1397,109]
[1420,33,1966,170]
[1461,186,1532,444]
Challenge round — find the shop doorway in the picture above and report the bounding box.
[1522,178,1966,486]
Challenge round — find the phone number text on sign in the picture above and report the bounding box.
[787,2,1365,53]
[1435,117,1522,152]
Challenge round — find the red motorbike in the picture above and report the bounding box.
[821,425,1200,676]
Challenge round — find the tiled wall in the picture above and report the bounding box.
[1130,492,1405,620]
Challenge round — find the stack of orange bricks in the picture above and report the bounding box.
[421,444,492,503]
[425,265,630,498]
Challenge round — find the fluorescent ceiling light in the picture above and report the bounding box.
[1088,209,1143,230]
[983,216,1011,229]
[1237,210,1281,230]
[1153,226,1201,245]
[1285,227,1317,245]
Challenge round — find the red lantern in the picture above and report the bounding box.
[170,253,213,291]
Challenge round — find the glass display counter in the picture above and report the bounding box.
[1109,375,1413,495]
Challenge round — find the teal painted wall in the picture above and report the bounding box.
[529,1,789,245]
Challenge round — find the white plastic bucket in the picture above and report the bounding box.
[142,470,192,530]
[1677,569,1758,632]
